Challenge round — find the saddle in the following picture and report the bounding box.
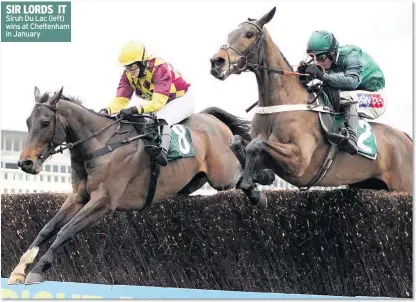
[119,114,196,162]
[103,114,163,152]
[301,77,347,145]
[105,113,196,161]
[314,86,348,146]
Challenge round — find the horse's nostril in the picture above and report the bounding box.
[19,160,34,169]
[214,57,225,68]
[211,57,225,69]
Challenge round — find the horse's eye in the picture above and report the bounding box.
[246,32,254,39]
[41,121,50,128]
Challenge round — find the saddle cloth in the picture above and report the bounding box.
[108,114,196,162]
[167,124,196,161]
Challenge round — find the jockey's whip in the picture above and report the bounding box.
[246,101,259,113]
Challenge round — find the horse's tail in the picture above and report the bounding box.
[200,107,252,143]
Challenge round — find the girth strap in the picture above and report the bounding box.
[141,156,160,212]
[299,142,338,190]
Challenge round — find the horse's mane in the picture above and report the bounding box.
[61,94,84,106]
[37,91,84,106]
[263,28,293,72]
[38,91,107,117]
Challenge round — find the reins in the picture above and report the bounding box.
[35,101,162,210]
[220,21,310,78]
[35,103,157,161]
[220,21,325,113]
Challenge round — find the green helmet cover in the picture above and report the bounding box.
[307,30,339,54]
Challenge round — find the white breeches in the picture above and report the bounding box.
[129,89,195,125]
[340,88,387,119]
[155,90,195,125]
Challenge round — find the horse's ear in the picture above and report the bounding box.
[34,86,41,103]
[258,7,276,28]
[49,86,64,107]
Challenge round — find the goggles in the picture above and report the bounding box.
[125,63,140,71]
[316,53,328,61]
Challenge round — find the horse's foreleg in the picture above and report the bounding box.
[236,138,272,209]
[8,194,86,285]
[240,138,266,190]
[230,135,275,185]
[24,189,114,284]
[230,135,247,168]
[240,136,316,201]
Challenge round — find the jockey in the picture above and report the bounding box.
[298,30,386,155]
[100,41,194,166]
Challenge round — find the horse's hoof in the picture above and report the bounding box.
[25,271,45,284]
[8,273,26,285]
[255,193,268,210]
[258,169,276,185]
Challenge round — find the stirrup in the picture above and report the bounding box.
[339,133,358,155]
[337,128,357,154]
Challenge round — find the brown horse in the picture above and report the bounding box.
[8,87,252,284]
[210,7,413,206]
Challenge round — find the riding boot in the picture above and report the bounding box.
[145,124,171,166]
[342,104,359,155]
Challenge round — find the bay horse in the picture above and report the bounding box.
[210,7,413,207]
[8,87,252,284]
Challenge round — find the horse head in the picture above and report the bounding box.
[210,7,276,80]
[210,7,309,108]
[18,87,66,174]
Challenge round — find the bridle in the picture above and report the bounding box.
[220,20,308,77]
[34,103,121,160]
[33,101,161,163]
[219,20,326,113]
[220,21,265,73]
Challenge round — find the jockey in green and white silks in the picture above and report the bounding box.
[298,30,387,155]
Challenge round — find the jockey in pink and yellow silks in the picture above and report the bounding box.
[100,41,195,166]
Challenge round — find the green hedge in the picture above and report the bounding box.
[1,189,412,297]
